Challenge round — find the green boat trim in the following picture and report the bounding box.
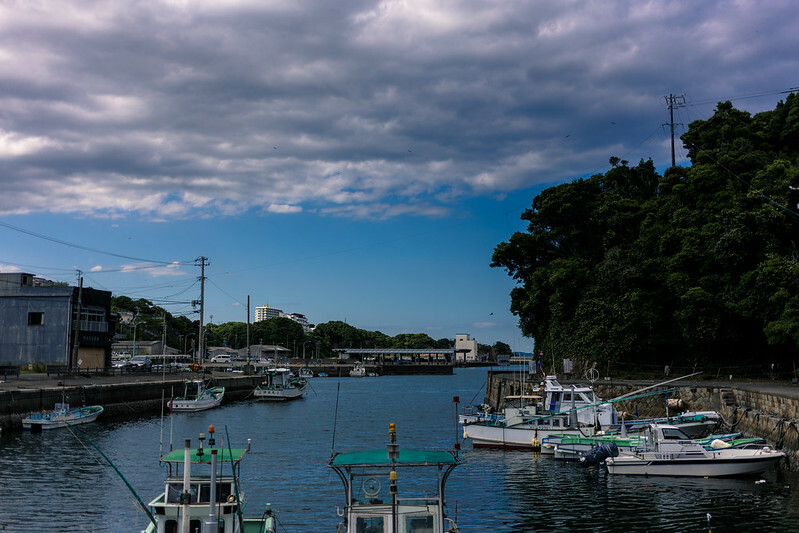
[160,447,248,464]
[330,448,458,467]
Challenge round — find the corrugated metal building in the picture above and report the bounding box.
[0,272,115,369]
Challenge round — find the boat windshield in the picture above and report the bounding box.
[661,427,690,440]
[166,481,234,504]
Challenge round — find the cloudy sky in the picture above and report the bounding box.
[1,1,796,352]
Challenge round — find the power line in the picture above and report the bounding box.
[0,219,191,265]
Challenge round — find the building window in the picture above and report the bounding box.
[28,312,44,325]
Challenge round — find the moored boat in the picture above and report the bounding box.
[349,362,366,377]
[253,367,307,401]
[298,367,314,379]
[142,425,276,533]
[22,403,103,431]
[169,379,225,412]
[605,423,785,477]
[329,423,461,533]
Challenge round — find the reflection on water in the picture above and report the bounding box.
[1,369,797,532]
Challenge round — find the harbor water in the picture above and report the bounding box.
[1,367,798,532]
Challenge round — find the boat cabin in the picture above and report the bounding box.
[146,439,254,533]
[541,375,618,427]
[265,367,292,388]
[180,379,208,400]
[329,424,459,533]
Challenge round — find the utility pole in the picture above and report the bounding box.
[664,93,686,167]
[195,256,209,365]
[71,270,83,372]
[246,296,251,363]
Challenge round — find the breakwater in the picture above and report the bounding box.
[0,373,262,431]
[485,371,799,470]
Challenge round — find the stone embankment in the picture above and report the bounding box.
[485,371,799,471]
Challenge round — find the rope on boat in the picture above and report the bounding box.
[66,422,158,528]
[225,425,246,533]
[331,379,342,455]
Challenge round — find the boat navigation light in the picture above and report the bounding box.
[208,425,216,446]
[387,423,399,460]
[389,469,398,495]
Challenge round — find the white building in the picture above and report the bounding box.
[255,305,313,332]
[454,334,478,362]
[285,313,312,332]
[254,304,283,322]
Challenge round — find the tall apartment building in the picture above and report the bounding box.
[254,304,313,332]
[254,304,283,322]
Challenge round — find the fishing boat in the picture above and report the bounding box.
[604,423,785,477]
[329,423,461,533]
[142,425,276,533]
[22,402,103,431]
[253,367,307,401]
[462,403,588,450]
[298,367,314,379]
[169,379,225,412]
[349,361,366,377]
[551,431,744,461]
[460,375,618,428]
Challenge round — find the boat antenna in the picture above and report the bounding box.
[67,423,157,528]
[159,388,165,457]
[169,385,174,451]
[331,380,341,454]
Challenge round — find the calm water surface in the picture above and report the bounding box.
[1,368,798,532]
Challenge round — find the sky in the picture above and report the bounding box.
[1,1,797,353]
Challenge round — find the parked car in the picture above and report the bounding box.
[125,355,152,370]
[211,354,233,363]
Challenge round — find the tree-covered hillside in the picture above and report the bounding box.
[492,94,799,376]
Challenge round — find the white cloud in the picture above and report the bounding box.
[0,1,795,220]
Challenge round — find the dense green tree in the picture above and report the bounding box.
[493,95,799,374]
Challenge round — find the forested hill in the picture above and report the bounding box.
[492,94,799,376]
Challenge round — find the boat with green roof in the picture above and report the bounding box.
[142,424,276,533]
[329,423,461,533]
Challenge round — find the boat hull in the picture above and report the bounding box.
[254,385,306,401]
[463,422,582,450]
[168,387,224,412]
[22,406,103,431]
[606,449,785,477]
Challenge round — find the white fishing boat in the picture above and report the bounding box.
[460,375,618,428]
[253,367,307,401]
[297,367,314,379]
[142,425,276,533]
[461,374,721,450]
[169,379,225,412]
[329,423,461,533]
[349,361,366,377]
[22,402,103,431]
[462,402,588,450]
[551,431,743,461]
[604,423,785,477]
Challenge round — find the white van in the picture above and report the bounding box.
[211,354,233,363]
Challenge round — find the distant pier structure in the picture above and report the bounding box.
[335,348,455,375]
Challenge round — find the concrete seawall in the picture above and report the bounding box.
[485,371,799,470]
[0,373,263,431]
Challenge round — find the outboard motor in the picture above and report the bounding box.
[578,442,619,468]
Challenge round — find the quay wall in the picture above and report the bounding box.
[0,374,262,431]
[485,372,799,470]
